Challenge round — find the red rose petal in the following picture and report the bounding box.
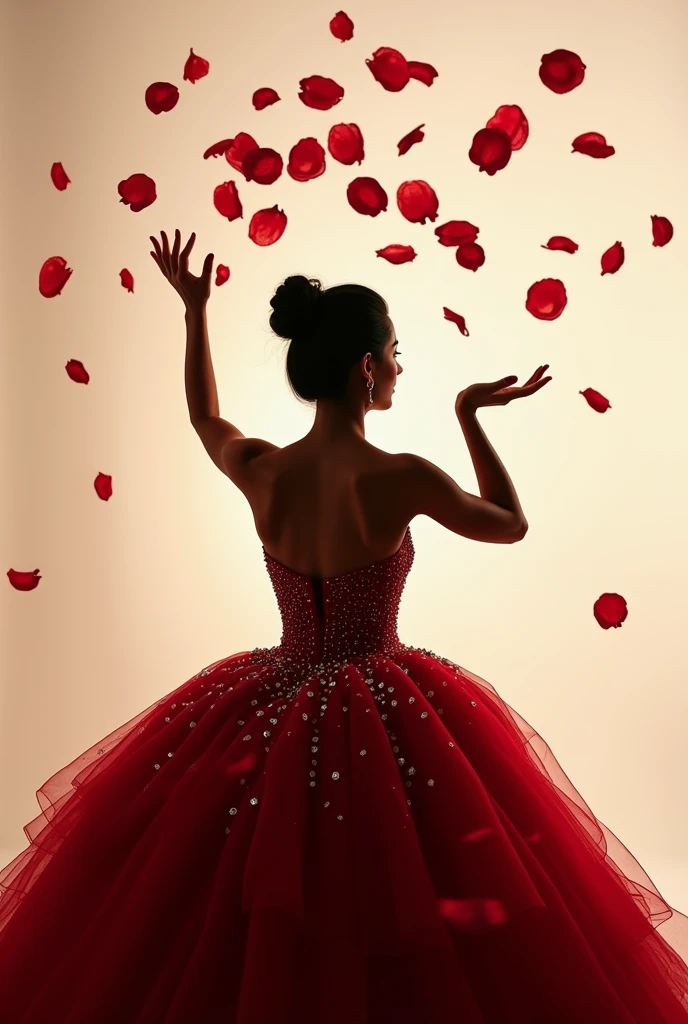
[50,162,71,190]
[66,359,89,384]
[539,49,586,94]
[203,138,236,160]
[145,82,179,114]
[242,147,284,185]
[120,269,134,293]
[7,569,41,592]
[213,181,244,222]
[376,244,417,264]
[593,593,628,629]
[39,257,72,298]
[435,220,479,246]
[95,473,113,501]
[651,215,674,247]
[580,387,611,413]
[397,180,439,224]
[365,47,410,92]
[455,243,485,271]
[248,205,287,246]
[287,138,326,182]
[485,105,529,151]
[525,278,567,320]
[469,128,512,175]
[347,177,388,216]
[328,123,365,165]
[330,11,354,42]
[572,132,615,158]
[298,75,345,110]
[407,61,438,87]
[541,236,578,253]
[601,241,624,275]
[252,87,280,111]
[223,133,260,174]
[443,307,470,336]
[215,264,230,286]
[118,173,157,213]
[183,48,209,84]
[398,124,425,156]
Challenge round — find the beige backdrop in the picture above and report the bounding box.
[2,0,686,921]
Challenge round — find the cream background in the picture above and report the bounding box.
[1,0,686,925]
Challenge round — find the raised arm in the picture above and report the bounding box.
[403,404,528,544]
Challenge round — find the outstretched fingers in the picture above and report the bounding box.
[179,231,196,274]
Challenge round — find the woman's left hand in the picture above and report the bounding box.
[149,229,214,311]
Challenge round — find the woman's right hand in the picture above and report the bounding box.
[455,365,552,414]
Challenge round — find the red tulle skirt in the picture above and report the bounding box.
[1,648,687,1022]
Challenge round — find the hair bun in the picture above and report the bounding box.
[269,275,323,340]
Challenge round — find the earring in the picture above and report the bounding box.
[366,377,374,405]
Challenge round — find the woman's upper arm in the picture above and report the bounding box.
[401,453,528,544]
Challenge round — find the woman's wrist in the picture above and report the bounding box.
[184,302,207,320]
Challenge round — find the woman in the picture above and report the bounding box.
[1,229,687,1022]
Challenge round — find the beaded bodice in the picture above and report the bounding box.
[261,528,414,672]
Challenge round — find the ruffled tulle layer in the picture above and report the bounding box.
[0,646,687,1022]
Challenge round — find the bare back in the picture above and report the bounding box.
[240,439,413,579]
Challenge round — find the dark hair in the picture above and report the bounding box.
[269,275,390,404]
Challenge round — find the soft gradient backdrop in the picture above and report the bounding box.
[2,0,686,930]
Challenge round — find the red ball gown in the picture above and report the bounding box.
[1,528,688,1022]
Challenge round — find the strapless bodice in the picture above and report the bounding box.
[259,529,414,673]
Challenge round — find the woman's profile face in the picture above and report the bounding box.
[373,322,403,408]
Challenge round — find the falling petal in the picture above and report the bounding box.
[376,244,417,264]
[455,243,485,271]
[203,138,236,160]
[248,205,287,246]
[50,162,71,190]
[328,123,364,165]
[330,11,354,42]
[118,173,157,213]
[66,360,89,384]
[469,128,512,175]
[287,138,326,182]
[539,49,586,93]
[407,61,438,87]
[224,133,260,175]
[580,388,611,413]
[299,75,345,110]
[572,132,615,158]
[525,279,567,320]
[365,47,410,92]
[593,593,628,629]
[397,125,425,156]
[541,236,578,253]
[7,569,41,592]
[243,148,284,185]
[601,241,624,275]
[435,221,479,246]
[120,269,134,293]
[213,182,243,222]
[397,180,439,224]
[443,307,470,336]
[183,48,209,84]
[347,177,388,216]
[485,105,529,151]
[252,87,280,111]
[651,215,673,247]
[39,257,72,298]
[215,265,230,286]
[145,83,179,114]
[95,473,113,501]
